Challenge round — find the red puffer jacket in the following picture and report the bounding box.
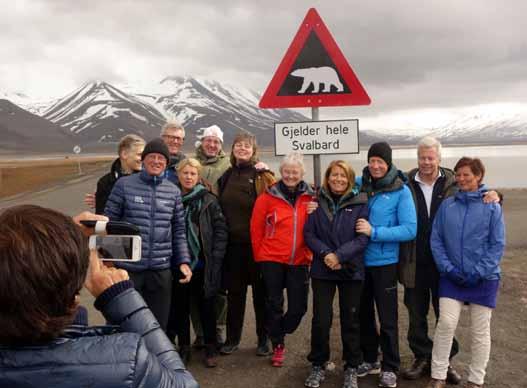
[251,181,314,266]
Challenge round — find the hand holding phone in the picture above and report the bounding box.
[80,220,142,262]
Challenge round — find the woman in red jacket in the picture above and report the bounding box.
[250,152,314,367]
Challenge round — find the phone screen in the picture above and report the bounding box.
[95,236,135,260]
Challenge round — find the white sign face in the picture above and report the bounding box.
[274,119,359,156]
[73,145,82,154]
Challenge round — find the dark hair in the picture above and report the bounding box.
[230,132,259,166]
[454,157,485,183]
[0,205,89,345]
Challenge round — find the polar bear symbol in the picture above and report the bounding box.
[290,66,344,94]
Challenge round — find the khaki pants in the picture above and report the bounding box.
[431,297,492,385]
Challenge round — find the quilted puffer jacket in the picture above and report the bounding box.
[0,282,199,388]
[104,170,190,271]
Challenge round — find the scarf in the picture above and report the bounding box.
[361,164,405,196]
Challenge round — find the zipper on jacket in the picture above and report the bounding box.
[148,178,157,267]
[290,202,299,265]
[460,201,469,273]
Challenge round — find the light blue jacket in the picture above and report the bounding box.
[357,174,417,267]
[431,186,505,280]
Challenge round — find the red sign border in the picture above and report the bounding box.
[259,8,371,108]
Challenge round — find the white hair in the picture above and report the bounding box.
[161,120,185,137]
[417,136,442,158]
[280,152,305,173]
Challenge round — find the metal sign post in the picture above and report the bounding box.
[73,145,82,175]
[312,107,321,188]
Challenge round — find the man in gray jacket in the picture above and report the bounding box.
[105,138,192,331]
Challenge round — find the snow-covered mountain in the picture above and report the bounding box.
[43,81,166,149]
[428,106,527,144]
[3,80,527,154]
[126,76,308,146]
[0,91,55,115]
[0,99,74,152]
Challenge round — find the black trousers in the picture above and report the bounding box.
[260,261,309,347]
[129,269,172,331]
[360,263,400,373]
[224,243,267,345]
[308,278,363,368]
[404,265,459,360]
[168,269,217,347]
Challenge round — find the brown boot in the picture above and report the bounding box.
[425,378,446,388]
[464,382,483,388]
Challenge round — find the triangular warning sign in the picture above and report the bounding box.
[259,8,371,108]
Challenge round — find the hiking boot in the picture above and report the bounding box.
[256,338,272,356]
[425,378,446,388]
[447,365,462,385]
[219,342,239,355]
[204,344,218,368]
[378,370,397,388]
[402,358,431,380]
[192,335,205,349]
[464,382,483,388]
[343,367,358,388]
[304,365,326,388]
[271,344,285,367]
[178,345,191,365]
[357,361,381,377]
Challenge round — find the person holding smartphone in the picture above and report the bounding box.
[0,205,198,388]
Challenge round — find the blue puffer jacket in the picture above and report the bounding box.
[0,283,199,388]
[105,170,190,271]
[431,185,505,281]
[304,187,370,281]
[357,167,417,267]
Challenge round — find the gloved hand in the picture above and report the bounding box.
[464,272,481,287]
[446,267,466,286]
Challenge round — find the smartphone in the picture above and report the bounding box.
[89,235,142,262]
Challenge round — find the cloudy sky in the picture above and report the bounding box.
[1,0,527,128]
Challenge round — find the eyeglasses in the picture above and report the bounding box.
[162,134,185,142]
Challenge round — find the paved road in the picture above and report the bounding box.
[1,174,524,388]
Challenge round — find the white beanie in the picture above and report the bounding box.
[201,125,224,143]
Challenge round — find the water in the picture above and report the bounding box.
[259,144,527,189]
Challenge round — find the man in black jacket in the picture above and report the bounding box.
[400,137,462,385]
[93,134,145,214]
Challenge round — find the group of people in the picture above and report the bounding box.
[0,122,505,388]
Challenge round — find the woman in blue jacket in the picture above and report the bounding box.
[426,157,505,388]
[303,160,369,388]
[355,142,417,388]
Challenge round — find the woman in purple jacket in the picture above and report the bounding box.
[303,160,370,388]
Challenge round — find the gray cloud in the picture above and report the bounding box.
[1,0,526,115]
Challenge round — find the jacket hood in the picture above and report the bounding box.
[455,184,488,204]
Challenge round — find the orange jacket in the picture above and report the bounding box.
[250,182,314,266]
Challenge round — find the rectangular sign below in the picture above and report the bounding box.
[274,119,359,156]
